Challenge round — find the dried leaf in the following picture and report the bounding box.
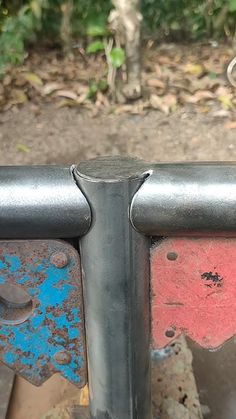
[155,64,163,78]
[183,90,215,104]
[146,78,166,89]
[76,93,88,105]
[150,94,177,114]
[157,55,173,65]
[14,73,27,87]
[56,99,79,108]
[224,120,236,129]
[216,85,231,96]
[115,105,134,114]
[184,63,205,77]
[42,82,64,96]
[212,109,230,118]
[17,143,30,153]
[218,95,234,109]
[96,91,110,107]
[3,75,12,86]
[23,72,43,87]
[11,89,28,105]
[55,90,78,100]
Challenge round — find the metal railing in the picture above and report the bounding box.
[1,156,236,419]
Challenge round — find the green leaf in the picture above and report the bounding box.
[86,79,108,99]
[86,21,108,37]
[208,71,217,79]
[108,47,125,69]
[87,81,98,99]
[229,0,236,12]
[97,79,108,91]
[86,40,104,54]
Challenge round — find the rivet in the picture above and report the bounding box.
[50,252,68,268]
[167,252,178,261]
[165,329,175,338]
[54,350,71,365]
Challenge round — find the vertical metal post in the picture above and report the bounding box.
[75,157,152,419]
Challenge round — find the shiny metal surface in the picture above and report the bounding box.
[131,163,236,236]
[76,156,151,419]
[0,166,91,238]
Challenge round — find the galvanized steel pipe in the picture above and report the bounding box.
[131,163,236,236]
[76,156,151,419]
[0,166,91,238]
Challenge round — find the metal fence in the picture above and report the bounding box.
[1,156,236,419]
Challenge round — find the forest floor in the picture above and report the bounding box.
[1,42,236,419]
[1,42,236,166]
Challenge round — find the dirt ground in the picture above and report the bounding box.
[1,103,236,166]
[1,97,236,419]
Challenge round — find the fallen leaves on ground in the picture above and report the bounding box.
[0,42,236,116]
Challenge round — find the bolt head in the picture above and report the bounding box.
[50,252,68,268]
[165,328,175,338]
[54,350,71,365]
[167,252,178,261]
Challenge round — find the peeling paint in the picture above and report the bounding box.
[151,237,236,349]
[0,240,86,387]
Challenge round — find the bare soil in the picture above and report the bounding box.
[0,103,236,166]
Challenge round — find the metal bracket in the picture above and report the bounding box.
[0,240,86,387]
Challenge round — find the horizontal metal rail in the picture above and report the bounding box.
[0,166,91,238]
[2,157,236,419]
[131,163,236,236]
[1,161,236,238]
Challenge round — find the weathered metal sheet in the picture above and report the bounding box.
[0,240,86,387]
[151,237,236,349]
[0,364,14,419]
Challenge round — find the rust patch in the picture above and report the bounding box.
[201,271,223,288]
[0,240,87,387]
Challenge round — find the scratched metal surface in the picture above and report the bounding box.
[0,240,86,388]
[151,237,236,349]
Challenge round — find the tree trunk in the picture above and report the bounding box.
[60,0,73,56]
[111,0,142,99]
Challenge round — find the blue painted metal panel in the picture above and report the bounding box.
[0,240,86,387]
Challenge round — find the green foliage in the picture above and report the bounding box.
[108,47,125,68]
[72,0,111,37]
[86,19,108,37]
[86,40,105,54]
[142,0,236,40]
[87,79,108,99]
[1,0,236,75]
[229,0,236,11]
[0,0,48,73]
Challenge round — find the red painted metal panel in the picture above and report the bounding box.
[151,237,236,349]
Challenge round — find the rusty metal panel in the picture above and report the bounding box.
[0,240,86,387]
[151,237,236,350]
